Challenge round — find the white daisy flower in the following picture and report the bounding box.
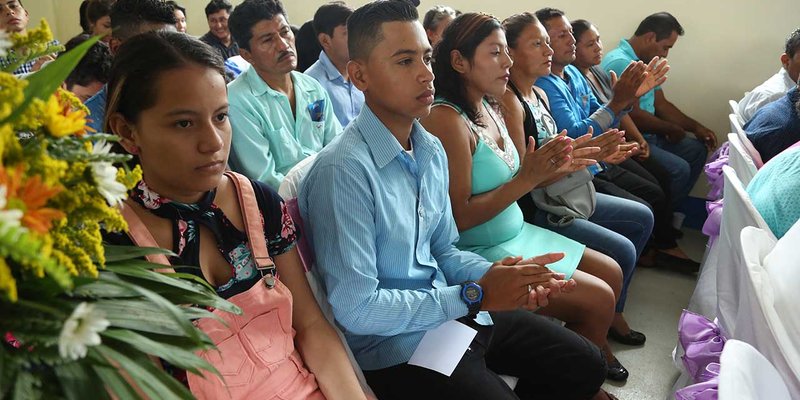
[0,185,23,232]
[58,302,110,361]
[91,140,128,206]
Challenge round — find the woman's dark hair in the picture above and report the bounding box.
[422,5,456,32]
[79,1,91,32]
[570,19,594,44]
[432,12,502,128]
[166,1,186,17]
[85,0,115,25]
[295,20,322,72]
[502,12,538,50]
[62,34,112,89]
[105,31,225,133]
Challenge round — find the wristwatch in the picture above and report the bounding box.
[460,281,483,318]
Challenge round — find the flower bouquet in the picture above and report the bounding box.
[0,21,239,399]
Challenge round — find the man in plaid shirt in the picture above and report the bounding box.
[0,0,60,75]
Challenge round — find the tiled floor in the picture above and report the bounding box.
[603,229,708,400]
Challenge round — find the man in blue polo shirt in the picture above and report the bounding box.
[227,0,341,191]
[602,12,716,206]
[305,1,364,128]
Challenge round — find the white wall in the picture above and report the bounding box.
[27,0,798,195]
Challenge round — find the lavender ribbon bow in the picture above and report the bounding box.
[674,363,720,400]
[678,310,727,383]
[704,142,731,201]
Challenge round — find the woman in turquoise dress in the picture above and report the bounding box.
[420,13,628,381]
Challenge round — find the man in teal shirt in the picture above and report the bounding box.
[602,12,716,207]
[227,0,341,190]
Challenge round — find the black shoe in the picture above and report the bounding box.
[608,327,646,346]
[654,251,700,274]
[606,358,629,382]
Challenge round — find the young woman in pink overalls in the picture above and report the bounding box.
[103,30,368,400]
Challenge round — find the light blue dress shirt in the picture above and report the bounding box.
[228,68,342,190]
[298,105,492,370]
[85,85,107,133]
[535,64,621,138]
[305,51,365,128]
[602,39,660,115]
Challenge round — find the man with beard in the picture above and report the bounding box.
[227,0,341,190]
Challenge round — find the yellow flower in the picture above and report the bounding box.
[42,93,90,137]
[0,258,17,302]
[0,72,26,122]
[9,19,55,55]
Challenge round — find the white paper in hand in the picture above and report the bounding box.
[408,320,477,377]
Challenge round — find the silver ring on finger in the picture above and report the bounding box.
[549,158,557,166]
[527,284,532,293]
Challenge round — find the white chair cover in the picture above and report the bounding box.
[714,166,774,337]
[726,134,758,186]
[734,221,800,396]
[727,99,743,126]
[277,154,375,398]
[718,340,791,400]
[277,154,317,200]
[728,113,763,168]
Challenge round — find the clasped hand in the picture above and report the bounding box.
[478,253,577,313]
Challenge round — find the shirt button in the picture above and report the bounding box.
[418,208,424,218]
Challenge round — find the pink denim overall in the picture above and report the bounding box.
[120,172,325,400]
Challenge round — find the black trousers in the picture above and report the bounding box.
[363,310,606,400]
[594,158,678,249]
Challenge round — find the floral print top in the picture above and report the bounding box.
[106,178,298,300]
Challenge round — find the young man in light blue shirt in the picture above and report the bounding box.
[305,1,364,128]
[602,12,716,206]
[299,2,609,399]
[227,0,341,191]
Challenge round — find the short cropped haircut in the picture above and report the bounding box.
[110,0,176,41]
[347,0,418,61]
[204,0,232,17]
[229,0,287,51]
[62,34,112,88]
[422,5,456,32]
[634,12,684,41]
[534,7,565,30]
[85,0,114,25]
[786,28,800,58]
[313,2,352,38]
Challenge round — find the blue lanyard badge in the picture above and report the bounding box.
[307,99,325,122]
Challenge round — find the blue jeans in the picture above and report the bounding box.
[534,193,654,312]
[644,133,708,207]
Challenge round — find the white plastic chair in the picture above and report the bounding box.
[718,340,791,400]
[728,113,764,168]
[714,166,774,337]
[726,133,758,186]
[734,221,800,396]
[727,99,743,124]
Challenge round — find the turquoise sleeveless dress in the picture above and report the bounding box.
[434,99,584,279]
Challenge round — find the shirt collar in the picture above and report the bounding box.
[355,105,438,170]
[618,39,640,61]
[245,67,296,98]
[318,51,344,83]
[780,67,796,89]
